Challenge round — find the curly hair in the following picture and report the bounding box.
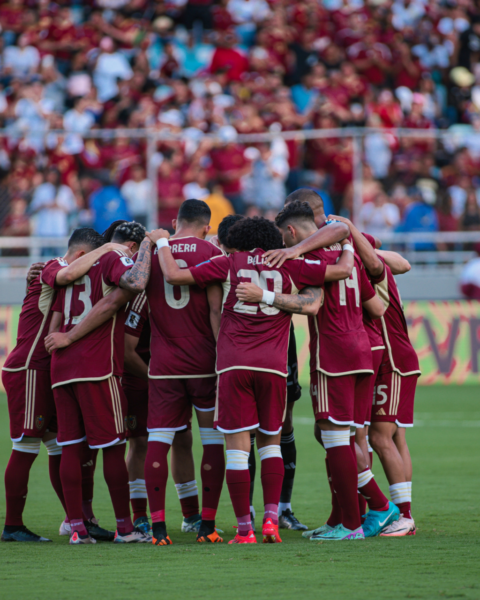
[226,217,284,252]
[275,200,315,229]
[108,221,146,246]
[217,214,244,246]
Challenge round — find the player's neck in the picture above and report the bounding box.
[171,228,205,240]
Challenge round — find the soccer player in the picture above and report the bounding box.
[1,229,127,542]
[345,222,420,536]
[267,201,399,541]
[48,229,156,544]
[142,199,226,546]
[157,216,352,544]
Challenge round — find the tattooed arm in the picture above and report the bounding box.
[236,283,323,316]
[119,237,153,292]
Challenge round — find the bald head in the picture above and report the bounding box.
[285,188,326,227]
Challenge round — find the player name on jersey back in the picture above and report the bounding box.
[191,248,326,377]
[51,251,133,387]
[3,258,66,372]
[147,236,223,379]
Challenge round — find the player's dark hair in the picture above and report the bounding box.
[102,220,128,242]
[275,200,316,229]
[217,214,244,245]
[285,188,324,211]
[226,217,283,252]
[68,228,104,251]
[111,221,146,246]
[177,199,211,225]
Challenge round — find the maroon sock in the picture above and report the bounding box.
[201,444,225,521]
[48,454,67,513]
[60,443,87,535]
[326,445,361,531]
[358,468,389,511]
[131,498,148,521]
[260,456,284,525]
[358,493,367,522]
[81,447,97,521]
[179,495,199,518]
[4,450,37,527]
[226,469,251,535]
[145,441,170,523]
[397,501,412,519]
[102,444,133,534]
[325,458,342,527]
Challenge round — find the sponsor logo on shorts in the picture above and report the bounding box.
[35,415,44,430]
[127,415,137,430]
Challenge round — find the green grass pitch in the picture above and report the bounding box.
[1,385,479,600]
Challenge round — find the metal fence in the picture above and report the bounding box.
[0,126,479,275]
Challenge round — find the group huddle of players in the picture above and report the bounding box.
[1,187,420,545]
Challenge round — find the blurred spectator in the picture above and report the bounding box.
[242,144,289,212]
[0,198,30,256]
[63,98,95,134]
[29,168,77,255]
[89,184,130,235]
[3,34,40,79]
[203,182,235,235]
[460,252,480,300]
[93,37,133,103]
[460,189,480,231]
[120,165,152,227]
[358,191,400,237]
[436,191,458,233]
[397,182,439,251]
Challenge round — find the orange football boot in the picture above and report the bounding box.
[262,518,282,543]
[197,530,223,543]
[228,530,257,544]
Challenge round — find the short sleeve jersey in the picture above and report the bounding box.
[146,237,223,378]
[123,291,150,391]
[307,246,374,376]
[3,258,66,372]
[191,249,326,376]
[369,257,420,376]
[51,251,134,388]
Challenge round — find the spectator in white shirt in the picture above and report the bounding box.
[120,165,152,227]
[29,168,77,255]
[93,37,133,103]
[3,35,40,79]
[63,97,96,134]
[358,191,401,237]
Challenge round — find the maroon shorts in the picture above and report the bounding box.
[310,371,367,426]
[371,371,418,427]
[2,369,57,441]
[148,376,216,432]
[54,376,127,448]
[215,370,287,435]
[353,349,384,428]
[123,382,148,438]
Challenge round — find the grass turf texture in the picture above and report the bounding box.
[1,386,479,600]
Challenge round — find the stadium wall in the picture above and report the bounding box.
[0,302,479,389]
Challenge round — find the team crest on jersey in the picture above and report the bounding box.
[121,256,135,267]
[127,311,140,328]
[35,415,44,430]
[57,258,68,267]
[126,415,137,430]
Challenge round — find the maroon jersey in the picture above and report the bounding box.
[353,232,384,350]
[308,246,374,376]
[370,257,420,376]
[191,249,326,376]
[147,237,223,378]
[123,291,150,391]
[51,251,134,387]
[3,258,66,372]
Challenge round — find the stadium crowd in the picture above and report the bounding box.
[1,0,480,243]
